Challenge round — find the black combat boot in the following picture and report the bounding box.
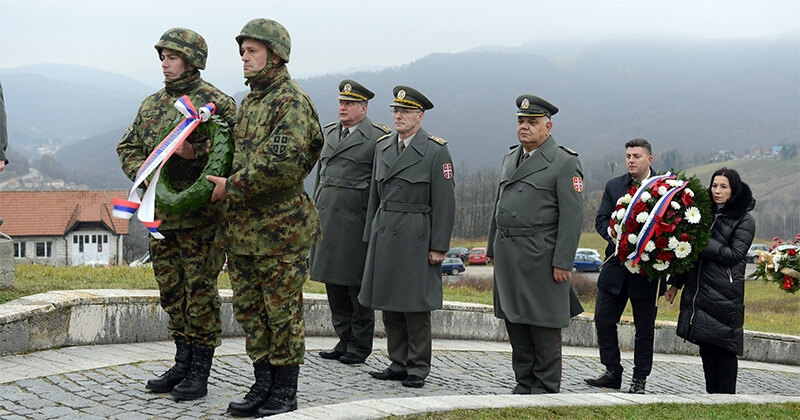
[170,345,214,401]
[256,365,299,417]
[146,341,192,393]
[227,361,273,417]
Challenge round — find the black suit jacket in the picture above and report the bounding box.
[595,169,666,299]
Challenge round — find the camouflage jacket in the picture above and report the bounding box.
[219,66,323,255]
[116,71,236,231]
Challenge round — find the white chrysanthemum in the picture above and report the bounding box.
[611,209,621,221]
[640,192,652,202]
[653,261,670,271]
[668,236,679,250]
[624,259,639,274]
[620,194,632,205]
[645,241,656,252]
[628,233,638,244]
[658,186,668,196]
[666,179,682,187]
[640,252,651,262]
[615,224,622,234]
[636,211,649,223]
[675,241,692,258]
[685,188,694,197]
[685,207,701,224]
[670,201,681,210]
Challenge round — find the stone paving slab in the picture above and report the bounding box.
[0,337,799,419]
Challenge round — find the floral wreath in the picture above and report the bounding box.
[609,171,713,278]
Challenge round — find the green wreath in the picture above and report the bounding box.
[154,114,234,214]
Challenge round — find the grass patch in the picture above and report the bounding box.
[389,402,800,419]
[3,263,799,336]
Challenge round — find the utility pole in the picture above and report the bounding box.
[608,161,617,179]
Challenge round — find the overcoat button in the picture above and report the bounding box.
[518,186,523,192]
[511,212,517,217]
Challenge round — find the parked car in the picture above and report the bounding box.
[576,248,602,259]
[573,254,603,272]
[442,257,466,275]
[468,247,488,265]
[446,246,470,262]
[746,244,769,263]
[129,253,151,267]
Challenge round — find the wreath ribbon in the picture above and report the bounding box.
[628,180,688,265]
[613,172,676,258]
[112,96,215,238]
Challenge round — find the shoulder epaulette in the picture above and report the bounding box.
[559,145,579,156]
[324,121,337,128]
[372,122,391,134]
[508,144,518,150]
[377,133,392,142]
[428,135,447,145]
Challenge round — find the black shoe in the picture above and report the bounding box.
[171,345,214,401]
[584,370,622,389]
[338,352,366,365]
[227,361,273,417]
[256,365,299,417]
[368,368,407,381]
[628,377,646,394]
[401,375,425,388]
[512,383,530,394]
[318,349,344,360]
[146,341,192,393]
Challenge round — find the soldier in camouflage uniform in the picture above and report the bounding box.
[311,80,389,365]
[206,18,323,417]
[116,28,236,401]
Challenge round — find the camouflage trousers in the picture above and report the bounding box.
[229,250,308,366]
[150,226,223,348]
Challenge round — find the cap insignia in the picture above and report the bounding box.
[343,83,352,93]
[397,90,406,100]
[521,98,530,109]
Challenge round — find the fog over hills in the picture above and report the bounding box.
[0,37,797,190]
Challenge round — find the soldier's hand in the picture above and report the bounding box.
[206,175,228,202]
[174,140,197,159]
[428,250,446,265]
[553,267,571,283]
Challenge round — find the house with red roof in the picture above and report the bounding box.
[0,190,129,266]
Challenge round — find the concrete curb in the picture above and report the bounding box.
[1,289,799,366]
[270,393,800,419]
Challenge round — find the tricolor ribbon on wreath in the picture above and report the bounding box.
[613,171,689,265]
[112,96,216,239]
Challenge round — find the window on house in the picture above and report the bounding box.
[14,242,26,258]
[92,235,96,243]
[35,242,52,258]
[98,240,103,252]
[79,235,84,253]
[103,235,108,243]
[73,236,78,244]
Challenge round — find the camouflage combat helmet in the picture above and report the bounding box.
[154,27,208,70]
[236,18,291,63]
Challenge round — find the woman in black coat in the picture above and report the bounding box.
[664,167,755,394]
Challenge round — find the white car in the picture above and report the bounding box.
[576,248,602,259]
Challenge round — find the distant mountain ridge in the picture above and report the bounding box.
[0,37,796,190]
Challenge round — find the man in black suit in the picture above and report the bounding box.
[584,138,666,394]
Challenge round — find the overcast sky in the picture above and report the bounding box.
[2,0,798,93]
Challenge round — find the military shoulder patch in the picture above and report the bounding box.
[377,133,392,142]
[428,135,447,145]
[559,145,579,156]
[269,135,290,159]
[372,122,391,134]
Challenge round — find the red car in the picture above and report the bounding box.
[468,247,488,265]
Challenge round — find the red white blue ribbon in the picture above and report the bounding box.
[628,180,689,265]
[613,172,676,253]
[112,96,215,238]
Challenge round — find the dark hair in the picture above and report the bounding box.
[624,138,652,155]
[708,167,742,205]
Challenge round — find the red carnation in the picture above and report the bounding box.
[788,249,797,257]
[628,187,638,196]
[680,233,690,242]
[626,219,638,232]
[655,237,669,249]
[783,278,794,290]
[657,251,674,262]
[616,204,625,212]
[682,193,693,206]
[633,201,647,214]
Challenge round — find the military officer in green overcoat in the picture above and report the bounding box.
[486,94,584,394]
[359,86,456,389]
[311,79,390,365]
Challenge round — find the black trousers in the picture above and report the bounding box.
[382,311,431,378]
[325,284,374,359]
[698,342,738,394]
[505,320,562,394]
[594,286,658,379]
